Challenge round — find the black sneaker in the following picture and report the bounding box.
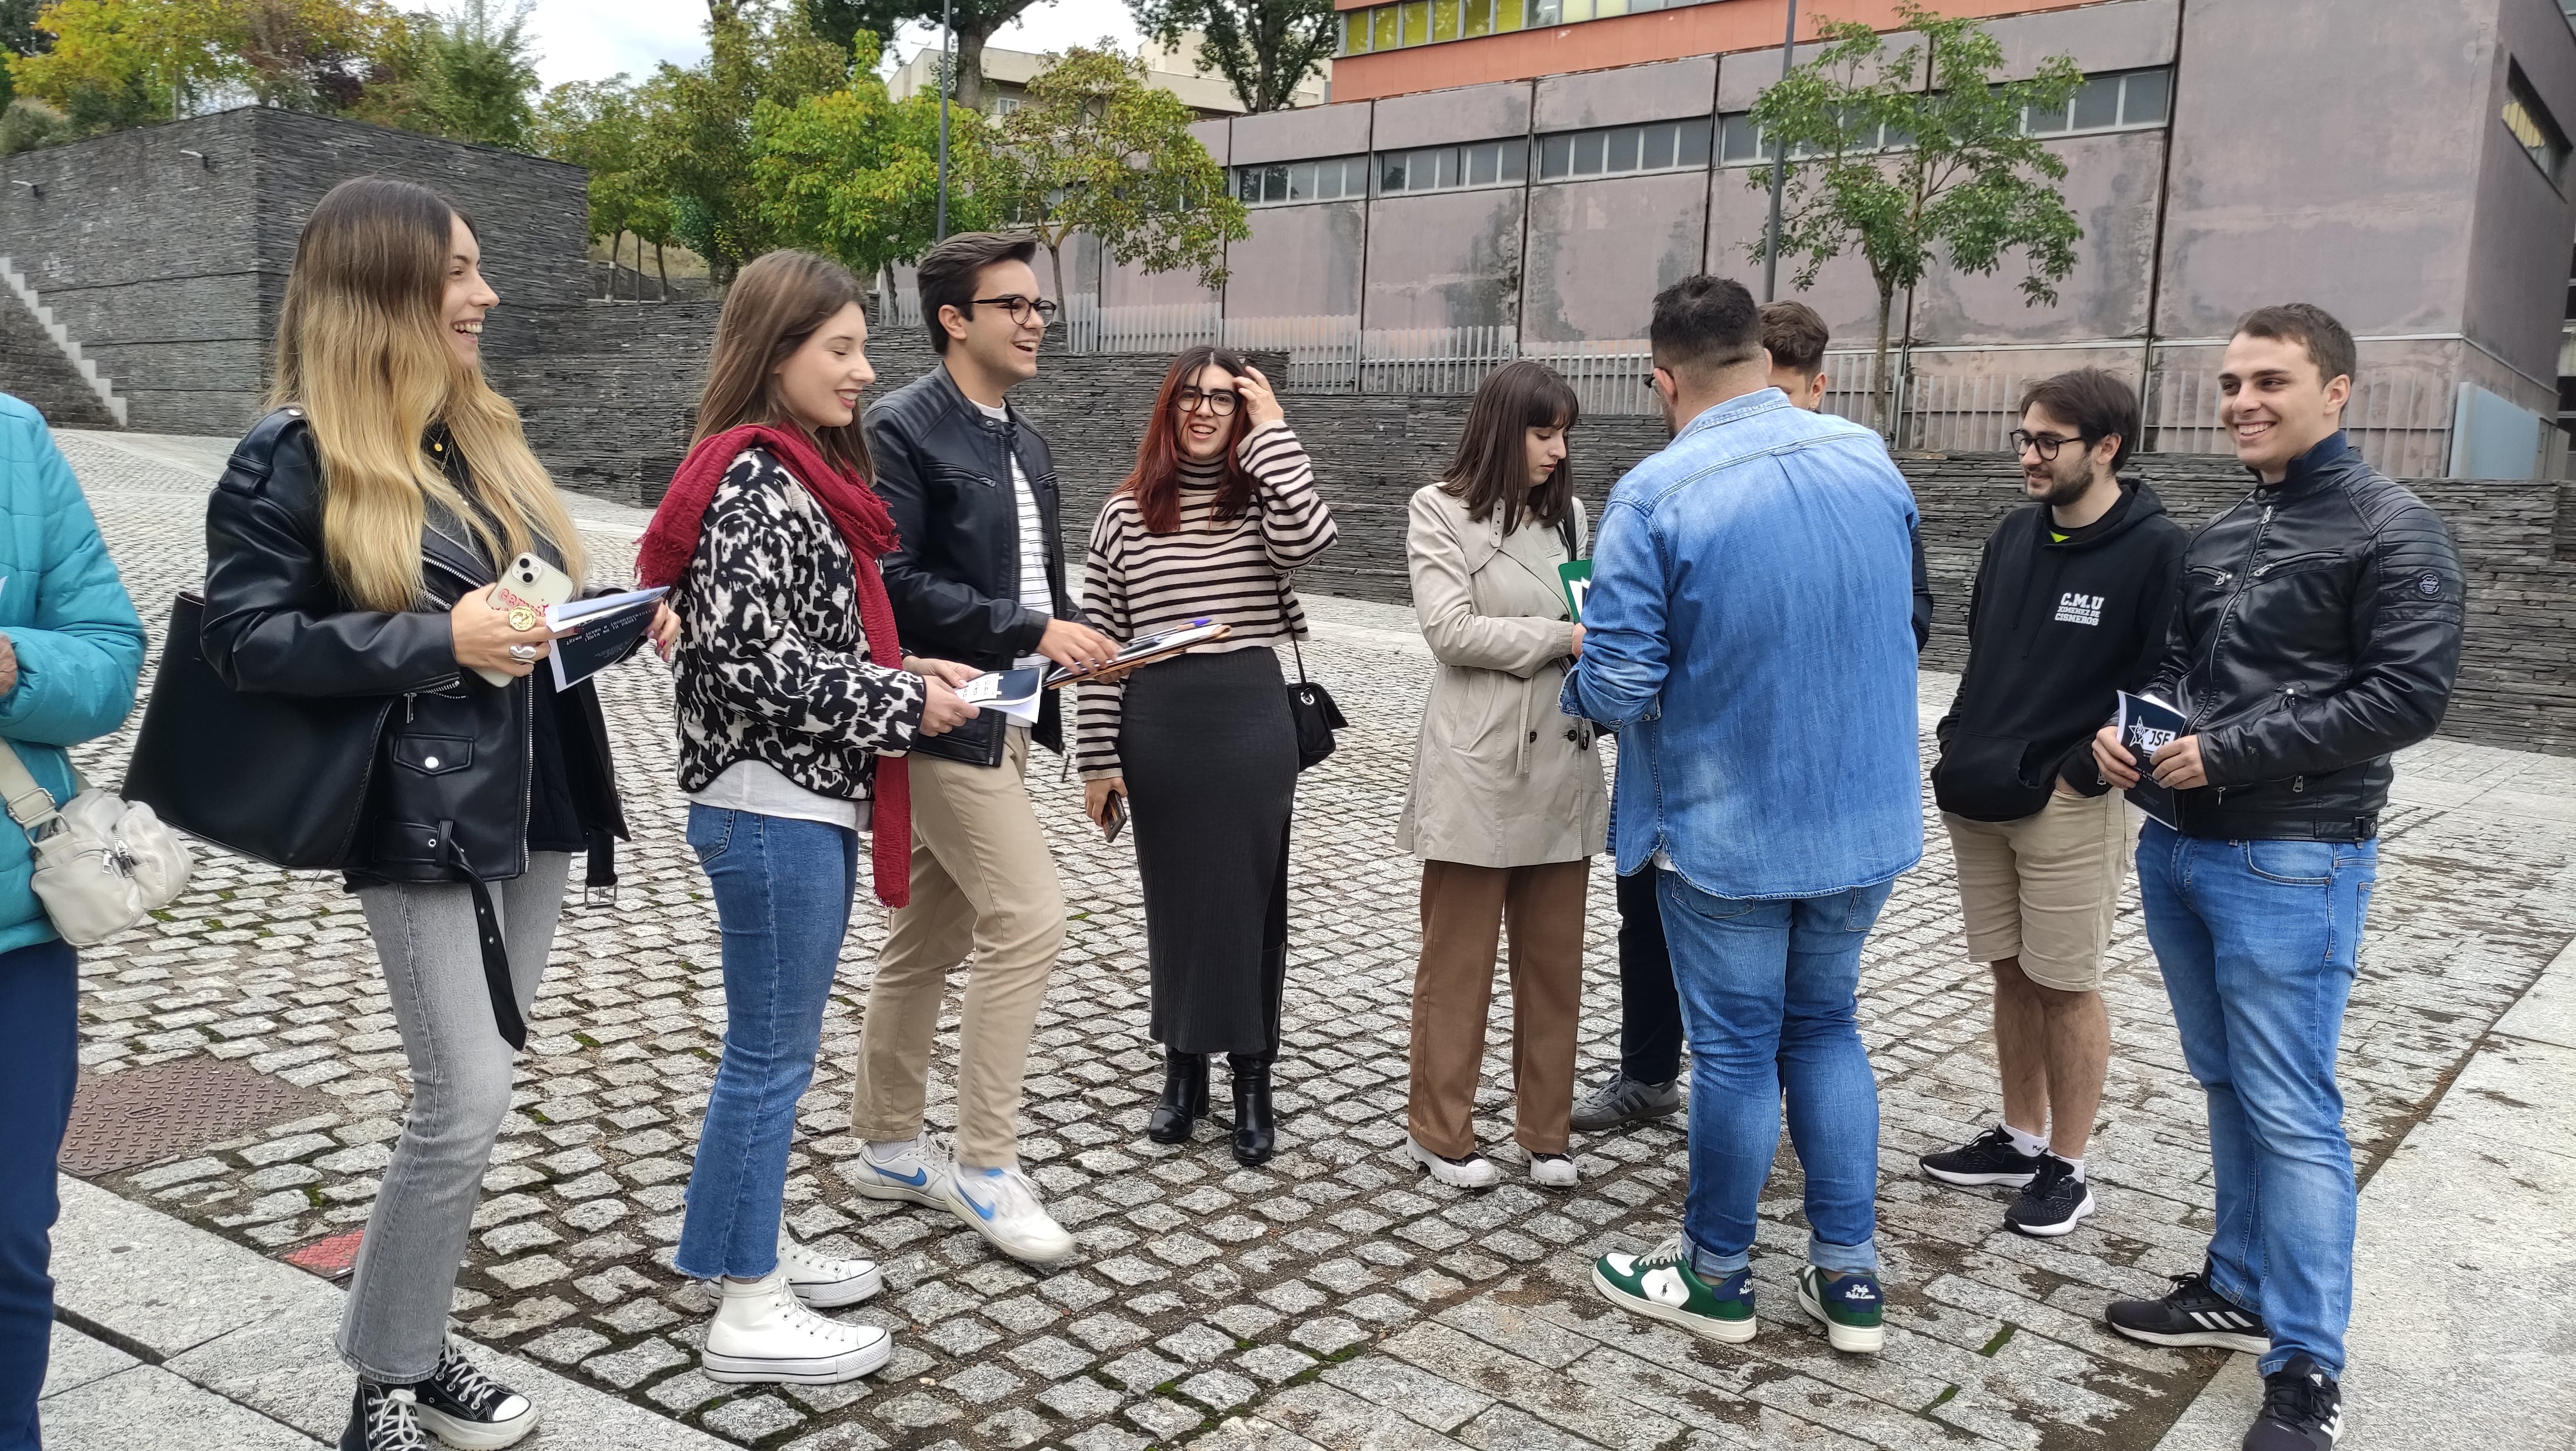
[408,1339,537,1449]
[2104,1264,2269,1356]
[1919,1125,2042,1188]
[339,1381,432,1451]
[1569,1074,1682,1132]
[2004,1155,2096,1238]
[2244,1354,2342,1449]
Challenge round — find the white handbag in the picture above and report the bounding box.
[0,738,191,947]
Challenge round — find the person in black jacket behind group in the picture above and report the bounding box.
[201,177,674,1451]
[2091,305,2462,1451]
[1918,368,2183,1240]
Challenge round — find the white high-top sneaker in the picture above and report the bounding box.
[779,1225,882,1309]
[944,1163,1077,1265]
[701,1268,892,1385]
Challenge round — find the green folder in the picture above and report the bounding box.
[1559,559,1592,622]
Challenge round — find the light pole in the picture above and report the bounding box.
[935,0,954,241]
[1762,0,1798,301]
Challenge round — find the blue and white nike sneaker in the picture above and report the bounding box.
[944,1163,1076,1265]
[847,1137,951,1207]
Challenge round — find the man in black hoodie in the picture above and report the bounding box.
[1921,368,2183,1238]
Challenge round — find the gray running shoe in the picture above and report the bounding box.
[1570,1074,1682,1133]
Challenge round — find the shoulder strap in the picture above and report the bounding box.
[1274,571,1311,686]
[0,738,62,836]
[1556,508,1580,562]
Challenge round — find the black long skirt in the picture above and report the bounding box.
[1121,646,1297,1056]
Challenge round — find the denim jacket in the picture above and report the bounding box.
[1562,388,1923,900]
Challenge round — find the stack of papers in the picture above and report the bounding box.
[545,587,669,690]
[957,666,1043,717]
[1043,621,1232,687]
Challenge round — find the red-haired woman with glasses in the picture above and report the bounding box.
[1075,348,1336,1166]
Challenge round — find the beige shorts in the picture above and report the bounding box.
[1941,788,2134,992]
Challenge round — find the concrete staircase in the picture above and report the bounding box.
[0,256,125,427]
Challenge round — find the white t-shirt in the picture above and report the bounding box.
[689,758,864,832]
[972,397,1051,727]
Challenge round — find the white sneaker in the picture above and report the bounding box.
[846,1136,951,1207]
[779,1225,882,1308]
[702,1269,892,1385]
[1407,1136,1500,1190]
[1529,1152,1579,1188]
[944,1163,1077,1265]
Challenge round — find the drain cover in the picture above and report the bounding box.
[58,1057,331,1178]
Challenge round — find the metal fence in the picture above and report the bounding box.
[2143,366,2452,478]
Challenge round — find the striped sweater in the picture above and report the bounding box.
[1075,421,1337,778]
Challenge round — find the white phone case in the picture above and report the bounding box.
[469,553,577,688]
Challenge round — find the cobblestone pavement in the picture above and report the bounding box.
[53,430,2576,1451]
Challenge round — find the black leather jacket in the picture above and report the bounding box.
[2142,432,2463,841]
[199,407,627,883]
[864,366,1086,751]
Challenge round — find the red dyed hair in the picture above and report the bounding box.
[1120,346,1258,534]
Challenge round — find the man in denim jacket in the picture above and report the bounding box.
[1568,277,1922,1354]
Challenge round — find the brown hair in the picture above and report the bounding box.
[1120,348,1257,534]
[1650,274,1763,384]
[2233,303,2358,391]
[1440,360,1580,536]
[1759,300,1829,378]
[692,250,874,478]
[2018,368,2141,471]
[915,231,1040,354]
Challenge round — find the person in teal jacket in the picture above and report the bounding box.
[0,394,144,1451]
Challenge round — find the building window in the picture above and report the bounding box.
[2506,61,2571,189]
[1378,138,1529,194]
[1235,154,1372,206]
[1535,116,1712,181]
[2021,67,2170,134]
[1344,0,1736,54]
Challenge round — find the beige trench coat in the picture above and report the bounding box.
[1394,483,1609,868]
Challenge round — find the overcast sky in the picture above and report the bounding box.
[522,0,1148,89]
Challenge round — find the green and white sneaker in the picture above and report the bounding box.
[1796,1265,1885,1353]
[1589,1236,1756,1345]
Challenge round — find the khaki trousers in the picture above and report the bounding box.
[1407,858,1590,1158]
[851,729,1065,1168]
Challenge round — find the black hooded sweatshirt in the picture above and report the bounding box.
[1932,478,2187,822]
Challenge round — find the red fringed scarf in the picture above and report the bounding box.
[638,424,915,909]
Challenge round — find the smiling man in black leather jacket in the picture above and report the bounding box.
[2091,304,2463,1451]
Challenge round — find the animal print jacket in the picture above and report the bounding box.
[672,448,927,801]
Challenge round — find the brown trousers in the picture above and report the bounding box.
[1407,858,1590,1158]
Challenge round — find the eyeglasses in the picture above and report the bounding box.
[1173,387,1238,416]
[970,294,1059,326]
[2009,429,2092,460]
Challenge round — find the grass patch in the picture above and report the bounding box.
[1920,1384,1959,1414]
[1977,1325,2016,1357]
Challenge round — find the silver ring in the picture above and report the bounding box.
[508,644,539,662]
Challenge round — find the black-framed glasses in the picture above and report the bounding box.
[1173,387,1238,416]
[970,294,1060,325]
[2009,429,2091,460]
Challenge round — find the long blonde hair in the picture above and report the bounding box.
[270,177,584,613]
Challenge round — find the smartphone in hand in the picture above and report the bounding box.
[1100,790,1127,843]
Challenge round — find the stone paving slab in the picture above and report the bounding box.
[40,1364,326,1450]
[42,430,2576,1450]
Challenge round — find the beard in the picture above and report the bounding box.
[2026,461,2094,509]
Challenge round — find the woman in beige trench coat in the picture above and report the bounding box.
[1397,361,1608,1191]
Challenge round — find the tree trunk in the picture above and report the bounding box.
[1872,280,1896,441]
[1046,238,1067,322]
[655,241,669,302]
[957,28,987,112]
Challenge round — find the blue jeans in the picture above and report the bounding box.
[2136,820,2377,1378]
[1658,872,1895,1277]
[675,807,858,1282]
[0,941,75,1451]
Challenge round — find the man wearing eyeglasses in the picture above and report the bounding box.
[849,232,1118,1269]
[1918,368,2184,1241]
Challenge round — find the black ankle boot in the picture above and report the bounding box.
[1148,1050,1208,1144]
[1230,1053,1275,1166]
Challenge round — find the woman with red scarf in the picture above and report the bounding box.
[637,250,978,1389]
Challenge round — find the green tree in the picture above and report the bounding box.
[7,0,241,123]
[797,0,1035,111]
[0,0,52,108]
[646,0,848,284]
[1749,1,2082,435]
[983,42,1246,303]
[1125,0,1330,114]
[753,37,991,287]
[357,0,540,148]
[536,75,678,297]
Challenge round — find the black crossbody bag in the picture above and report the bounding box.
[1275,574,1346,771]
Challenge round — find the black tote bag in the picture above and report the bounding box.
[1273,574,1345,771]
[123,591,396,870]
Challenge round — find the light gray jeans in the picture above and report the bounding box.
[338,853,569,1383]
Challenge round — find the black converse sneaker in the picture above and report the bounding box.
[1919,1125,2043,1188]
[408,1339,538,1449]
[339,1381,432,1451]
[2003,1154,2096,1237]
[2104,1264,2270,1356]
[2244,1354,2343,1450]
